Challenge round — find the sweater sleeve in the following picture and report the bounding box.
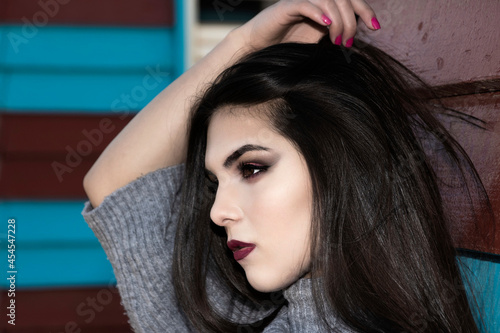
[82,164,280,331]
[81,164,194,332]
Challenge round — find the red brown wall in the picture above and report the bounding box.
[359,0,500,255]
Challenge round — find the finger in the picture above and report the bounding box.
[282,0,339,44]
[351,0,379,30]
[317,1,344,45]
[335,0,357,46]
[287,1,333,27]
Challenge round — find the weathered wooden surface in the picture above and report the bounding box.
[359,0,499,254]
[359,0,500,86]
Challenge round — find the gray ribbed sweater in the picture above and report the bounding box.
[82,164,348,332]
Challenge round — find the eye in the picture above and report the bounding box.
[238,162,269,179]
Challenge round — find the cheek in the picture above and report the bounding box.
[247,166,312,248]
[239,157,313,291]
[249,171,305,218]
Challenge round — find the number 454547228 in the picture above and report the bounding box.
[8,219,16,270]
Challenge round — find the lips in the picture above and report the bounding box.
[227,240,256,261]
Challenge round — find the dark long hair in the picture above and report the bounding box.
[173,36,492,332]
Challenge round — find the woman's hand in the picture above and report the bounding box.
[236,0,379,50]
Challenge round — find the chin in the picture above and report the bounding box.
[246,272,296,293]
[249,282,282,293]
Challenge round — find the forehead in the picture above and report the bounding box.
[208,107,266,139]
[205,106,282,164]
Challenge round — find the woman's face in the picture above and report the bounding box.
[205,107,313,292]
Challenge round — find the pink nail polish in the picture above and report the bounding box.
[334,35,342,45]
[345,38,354,48]
[321,14,332,26]
[371,17,381,30]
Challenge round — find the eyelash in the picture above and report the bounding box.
[238,162,269,179]
[205,162,269,194]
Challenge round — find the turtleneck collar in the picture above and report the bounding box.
[282,278,324,332]
[282,278,352,332]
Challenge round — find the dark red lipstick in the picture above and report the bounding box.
[227,240,256,261]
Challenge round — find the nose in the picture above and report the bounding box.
[210,180,243,227]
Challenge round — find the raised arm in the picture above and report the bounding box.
[83,0,379,208]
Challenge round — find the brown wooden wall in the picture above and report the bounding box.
[0,0,174,26]
[0,287,132,332]
[0,113,133,198]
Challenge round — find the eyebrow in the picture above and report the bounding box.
[206,144,270,174]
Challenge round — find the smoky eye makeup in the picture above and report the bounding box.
[205,160,270,185]
[204,148,278,185]
[237,161,270,179]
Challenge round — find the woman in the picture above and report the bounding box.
[82,0,490,332]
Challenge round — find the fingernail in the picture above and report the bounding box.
[321,14,332,25]
[345,38,354,48]
[371,17,381,30]
[334,35,342,45]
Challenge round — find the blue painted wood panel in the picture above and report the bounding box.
[0,69,6,101]
[2,70,171,112]
[0,26,175,69]
[459,256,500,332]
[0,26,176,112]
[0,201,116,287]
